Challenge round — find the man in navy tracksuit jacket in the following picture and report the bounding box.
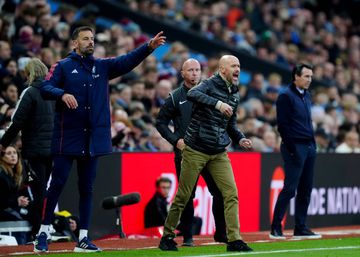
[34,26,166,253]
[270,64,321,239]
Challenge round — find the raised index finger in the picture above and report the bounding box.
[154,31,164,39]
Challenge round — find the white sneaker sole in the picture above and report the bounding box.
[74,247,102,252]
[33,247,48,253]
[269,234,286,240]
[33,242,48,253]
[292,234,322,240]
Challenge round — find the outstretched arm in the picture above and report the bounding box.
[107,31,166,79]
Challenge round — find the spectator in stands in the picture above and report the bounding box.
[262,130,278,152]
[39,48,56,69]
[155,79,173,107]
[1,82,18,108]
[0,145,29,244]
[12,25,35,59]
[1,59,23,92]
[144,176,172,228]
[130,80,145,101]
[34,26,165,253]
[16,57,31,93]
[335,131,360,153]
[0,40,11,80]
[314,128,331,153]
[244,73,265,101]
[0,58,54,240]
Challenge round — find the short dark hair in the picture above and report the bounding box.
[71,26,94,40]
[155,177,172,188]
[292,63,314,81]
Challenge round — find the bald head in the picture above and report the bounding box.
[219,55,240,85]
[181,58,201,88]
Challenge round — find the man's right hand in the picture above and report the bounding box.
[62,93,78,109]
[176,138,185,150]
[219,102,233,117]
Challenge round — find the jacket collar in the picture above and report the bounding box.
[68,51,95,72]
[212,73,239,94]
[290,82,307,97]
[182,82,193,92]
[31,78,43,88]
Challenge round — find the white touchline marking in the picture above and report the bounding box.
[181,246,360,257]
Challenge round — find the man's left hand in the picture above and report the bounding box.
[239,138,252,150]
[148,31,166,51]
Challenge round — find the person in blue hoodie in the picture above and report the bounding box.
[270,63,321,240]
[33,26,166,253]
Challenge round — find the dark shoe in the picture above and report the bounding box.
[159,236,178,251]
[227,240,253,252]
[269,227,286,240]
[74,237,101,252]
[214,233,228,243]
[33,232,48,253]
[182,237,194,247]
[293,228,321,239]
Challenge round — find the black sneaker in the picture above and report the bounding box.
[227,240,253,252]
[293,228,321,239]
[214,232,228,243]
[182,237,194,247]
[269,227,286,240]
[159,236,178,251]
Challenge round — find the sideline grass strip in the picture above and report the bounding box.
[19,237,360,257]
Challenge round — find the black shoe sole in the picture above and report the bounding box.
[227,247,253,252]
[159,246,178,251]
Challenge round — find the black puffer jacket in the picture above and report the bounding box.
[1,79,55,158]
[155,83,192,156]
[185,74,245,154]
[0,168,19,211]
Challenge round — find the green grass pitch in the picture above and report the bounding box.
[21,237,360,257]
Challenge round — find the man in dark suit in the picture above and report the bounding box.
[270,63,321,240]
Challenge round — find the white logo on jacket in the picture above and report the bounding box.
[71,69,78,74]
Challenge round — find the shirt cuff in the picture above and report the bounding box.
[215,100,223,110]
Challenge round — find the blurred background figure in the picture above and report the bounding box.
[335,131,360,153]
[0,58,54,240]
[0,145,29,244]
[144,176,172,228]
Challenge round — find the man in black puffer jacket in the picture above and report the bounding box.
[159,55,253,252]
[156,58,227,246]
[0,58,55,239]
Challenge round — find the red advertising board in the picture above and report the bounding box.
[121,152,261,235]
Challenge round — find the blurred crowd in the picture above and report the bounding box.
[0,0,359,155]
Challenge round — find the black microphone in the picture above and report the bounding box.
[102,192,140,209]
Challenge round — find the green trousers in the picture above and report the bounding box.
[163,145,241,242]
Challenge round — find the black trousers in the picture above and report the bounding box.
[175,152,226,239]
[26,156,53,237]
